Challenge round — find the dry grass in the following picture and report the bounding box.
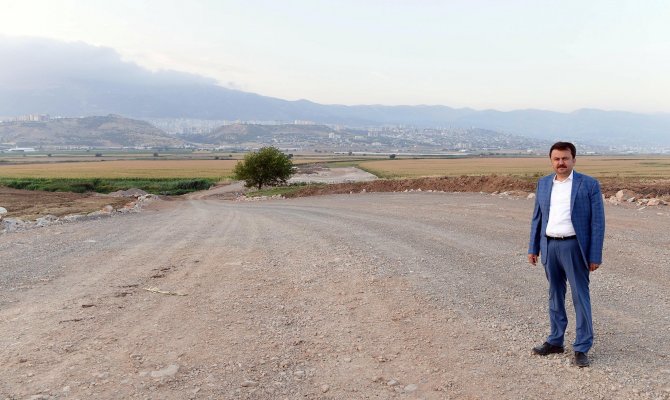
[3,155,670,181]
[0,160,238,179]
[0,155,372,178]
[359,156,670,179]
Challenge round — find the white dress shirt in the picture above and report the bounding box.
[546,171,576,238]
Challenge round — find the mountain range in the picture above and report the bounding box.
[1,37,669,147]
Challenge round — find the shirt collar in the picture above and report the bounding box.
[553,170,574,183]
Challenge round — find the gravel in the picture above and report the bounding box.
[0,192,668,399]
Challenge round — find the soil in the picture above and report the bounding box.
[289,166,378,184]
[1,191,669,399]
[0,187,131,220]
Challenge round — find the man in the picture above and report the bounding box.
[528,141,605,367]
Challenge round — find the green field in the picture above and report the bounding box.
[0,177,217,195]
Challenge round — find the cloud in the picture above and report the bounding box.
[0,35,217,90]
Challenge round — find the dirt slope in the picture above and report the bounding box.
[0,193,669,399]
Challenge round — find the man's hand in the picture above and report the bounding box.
[528,254,538,266]
[589,263,600,272]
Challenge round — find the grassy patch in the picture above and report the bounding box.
[0,177,217,195]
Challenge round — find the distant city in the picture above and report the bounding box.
[143,117,665,155]
[1,114,669,155]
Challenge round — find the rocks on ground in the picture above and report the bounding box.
[108,188,149,197]
[607,189,668,207]
[1,194,158,234]
[235,194,285,202]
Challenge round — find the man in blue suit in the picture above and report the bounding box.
[528,141,605,367]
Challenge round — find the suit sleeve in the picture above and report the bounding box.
[588,180,605,264]
[528,181,542,255]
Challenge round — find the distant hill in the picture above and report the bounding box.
[451,108,670,147]
[0,115,185,148]
[184,124,338,145]
[2,37,670,146]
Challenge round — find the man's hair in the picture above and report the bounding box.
[549,141,576,158]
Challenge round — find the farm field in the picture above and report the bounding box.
[0,153,368,177]
[2,155,670,180]
[0,159,238,179]
[0,150,370,165]
[0,151,233,164]
[358,156,670,179]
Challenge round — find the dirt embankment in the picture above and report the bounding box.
[0,187,131,220]
[2,174,670,221]
[287,175,670,199]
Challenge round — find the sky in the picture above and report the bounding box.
[1,0,669,113]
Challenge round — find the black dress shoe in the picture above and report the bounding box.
[532,342,565,356]
[574,351,590,367]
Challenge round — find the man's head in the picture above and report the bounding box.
[549,141,576,179]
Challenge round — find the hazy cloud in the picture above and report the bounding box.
[0,36,217,90]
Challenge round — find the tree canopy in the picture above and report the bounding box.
[233,146,294,189]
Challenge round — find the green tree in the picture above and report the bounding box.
[233,146,294,189]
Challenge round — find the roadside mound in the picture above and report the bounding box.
[287,175,670,200]
[0,187,131,220]
[289,175,535,197]
[599,177,670,198]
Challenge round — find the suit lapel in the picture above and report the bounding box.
[571,171,582,211]
[544,175,553,210]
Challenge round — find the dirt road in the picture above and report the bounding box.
[1,193,668,399]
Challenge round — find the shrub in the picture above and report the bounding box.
[233,146,294,189]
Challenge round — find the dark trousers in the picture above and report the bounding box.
[544,237,593,352]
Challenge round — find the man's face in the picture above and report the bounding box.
[550,149,575,178]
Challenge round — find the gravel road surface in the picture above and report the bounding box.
[1,192,668,399]
[288,167,378,184]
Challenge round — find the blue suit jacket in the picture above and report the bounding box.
[528,171,605,266]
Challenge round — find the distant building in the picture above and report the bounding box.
[15,114,50,122]
[7,147,37,152]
